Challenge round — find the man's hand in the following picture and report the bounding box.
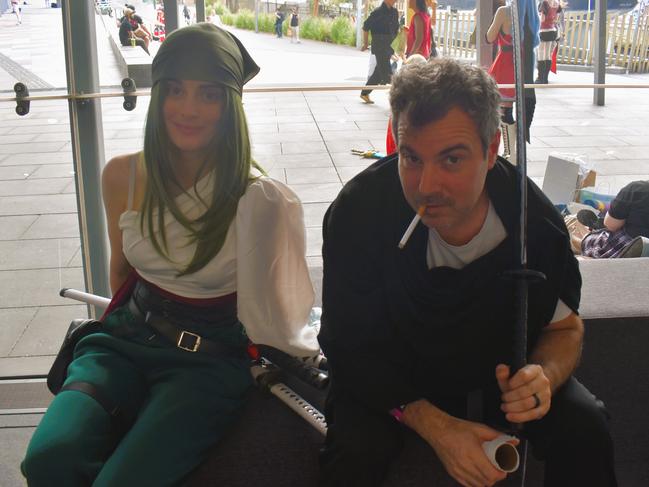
[496,363,551,423]
[429,416,513,487]
[360,44,369,51]
[402,400,514,487]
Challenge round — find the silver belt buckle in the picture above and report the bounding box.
[177,330,201,352]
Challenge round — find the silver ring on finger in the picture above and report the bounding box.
[532,392,541,409]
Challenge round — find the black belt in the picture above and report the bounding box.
[500,45,513,52]
[127,297,246,359]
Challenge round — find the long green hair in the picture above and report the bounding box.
[140,80,262,276]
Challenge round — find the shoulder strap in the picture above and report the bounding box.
[126,154,137,211]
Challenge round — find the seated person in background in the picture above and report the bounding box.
[119,8,150,55]
[22,24,320,486]
[579,180,649,258]
[125,3,153,48]
[319,59,617,487]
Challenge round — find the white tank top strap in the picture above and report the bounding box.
[126,154,137,211]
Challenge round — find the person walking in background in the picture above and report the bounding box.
[536,0,562,84]
[182,1,191,25]
[11,0,21,25]
[290,8,300,43]
[274,7,285,38]
[360,0,399,104]
[405,0,432,59]
[487,0,517,162]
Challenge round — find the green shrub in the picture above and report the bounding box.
[330,16,355,46]
[221,12,234,25]
[234,9,255,30]
[205,1,229,16]
[216,11,358,47]
[301,16,330,42]
[258,13,275,33]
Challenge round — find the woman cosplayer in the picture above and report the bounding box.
[22,24,319,486]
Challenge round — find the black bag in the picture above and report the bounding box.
[539,30,558,42]
[47,319,103,394]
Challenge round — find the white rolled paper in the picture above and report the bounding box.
[482,434,520,473]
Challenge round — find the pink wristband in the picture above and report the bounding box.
[389,405,406,422]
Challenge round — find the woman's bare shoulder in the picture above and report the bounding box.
[102,153,139,198]
[101,153,137,200]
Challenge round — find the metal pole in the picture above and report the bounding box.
[476,0,494,68]
[356,0,363,48]
[255,0,259,33]
[196,0,206,22]
[60,0,110,318]
[164,0,179,33]
[593,0,607,106]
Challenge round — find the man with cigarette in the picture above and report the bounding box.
[318,59,616,487]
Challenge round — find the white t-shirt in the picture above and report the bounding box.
[119,167,319,357]
[426,200,572,324]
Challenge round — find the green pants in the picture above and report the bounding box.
[22,306,252,487]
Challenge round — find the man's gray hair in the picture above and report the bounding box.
[389,58,502,152]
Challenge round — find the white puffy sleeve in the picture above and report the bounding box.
[236,177,320,358]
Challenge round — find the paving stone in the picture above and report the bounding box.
[63,246,81,267]
[266,167,286,183]
[0,178,70,197]
[20,213,80,240]
[0,216,38,240]
[0,151,73,165]
[337,165,368,183]
[252,143,282,156]
[0,165,38,180]
[325,139,373,153]
[243,122,278,134]
[285,167,340,184]
[590,160,649,176]
[302,202,330,228]
[0,141,68,154]
[305,226,323,258]
[263,153,332,169]
[0,307,38,357]
[29,164,75,179]
[11,304,87,356]
[9,123,72,134]
[277,122,319,133]
[281,141,327,155]
[330,151,375,167]
[599,146,649,160]
[0,194,77,216]
[253,131,322,144]
[0,267,84,308]
[560,126,641,136]
[291,182,343,204]
[0,238,80,271]
[0,356,54,377]
[0,134,38,144]
[536,135,630,148]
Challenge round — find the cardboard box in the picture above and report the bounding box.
[541,155,597,205]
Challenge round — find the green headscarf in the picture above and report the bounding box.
[152,23,260,93]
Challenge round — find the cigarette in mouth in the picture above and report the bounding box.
[398,206,425,249]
